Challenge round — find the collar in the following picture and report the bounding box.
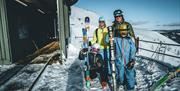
[113,21,123,25]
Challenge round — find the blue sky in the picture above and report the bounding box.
[75,0,180,30]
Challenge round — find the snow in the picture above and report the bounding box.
[0,64,44,91]
[0,64,16,74]
[32,45,84,91]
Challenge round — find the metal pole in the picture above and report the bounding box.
[56,0,66,60]
[53,19,57,39]
[0,0,12,64]
[63,3,69,58]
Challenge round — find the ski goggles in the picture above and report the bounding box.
[114,13,123,17]
[92,47,100,53]
[99,21,105,23]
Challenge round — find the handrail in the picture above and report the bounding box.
[139,47,180,59]
[139,40,180,46]
[136,55,175,69]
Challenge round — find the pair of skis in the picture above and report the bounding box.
[150,67,180,91]
[82,16,91,89]
[108,26,117,91]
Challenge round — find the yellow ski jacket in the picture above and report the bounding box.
[91,27,109,49]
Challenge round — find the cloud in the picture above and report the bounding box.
[130,21,149,26]
[133,27,149,31]
[157,22,180,27]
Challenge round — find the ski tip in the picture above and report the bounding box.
[85,16,90,23]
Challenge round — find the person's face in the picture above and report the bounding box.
[115,16,123,22]
[99,21,105,28]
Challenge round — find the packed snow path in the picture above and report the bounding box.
[31,45,180,91]
[0,47,179,91]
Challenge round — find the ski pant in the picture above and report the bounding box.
[89,68,107,86]
[116,59,136,90]
[99,49,112,84]
[100,49,111,72]
[113,37,136,90]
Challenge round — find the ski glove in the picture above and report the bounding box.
[78,48,88,60]
[127,59,135,69]
[88,41,92,46]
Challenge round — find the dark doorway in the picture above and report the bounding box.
[6,0,56,62]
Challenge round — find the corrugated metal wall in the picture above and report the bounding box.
[0,0,12,64]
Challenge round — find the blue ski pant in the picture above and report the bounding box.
[116,60,136,90]
[114,37,136,90]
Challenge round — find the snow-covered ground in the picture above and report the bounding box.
[0,64,44,91]
[0,64,16,74]
[32,44,84,91]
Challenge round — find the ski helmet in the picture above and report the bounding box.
[114,9,123,17]
[99,16,105,22]
[91,43,100,53]
[119,23,128,38]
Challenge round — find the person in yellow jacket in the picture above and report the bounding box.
[89,16,110,89]
[91,18,109,49]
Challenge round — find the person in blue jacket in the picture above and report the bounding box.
[106,9,136,90]
[114,27,136,90]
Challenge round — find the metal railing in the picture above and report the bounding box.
[136,55,175,69]
[138,39,180,61]
[139,39,180,46]
[139,47,180,59]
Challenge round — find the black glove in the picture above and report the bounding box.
[95,54,103,68]
[88,41,92,46]
[127,60,135,69]
[78,48,88,60]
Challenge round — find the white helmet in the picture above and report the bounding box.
[91,43,100,52]
[99,16,105,22]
